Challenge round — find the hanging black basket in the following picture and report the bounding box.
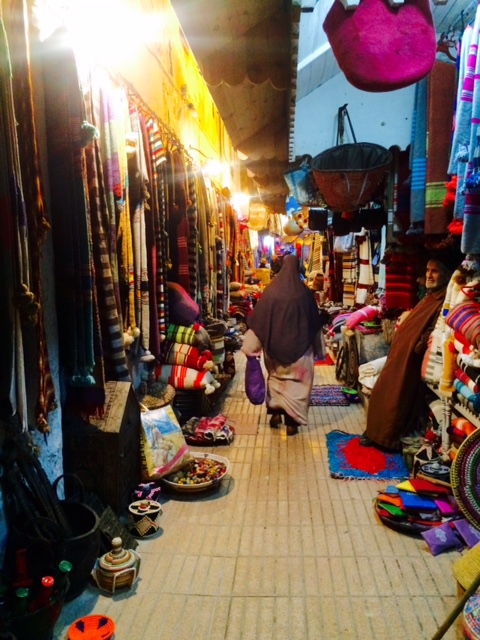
[311,105,392,212]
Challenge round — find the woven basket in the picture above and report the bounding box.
[453,543,480,592]
[139,382,176,410]
[68,614,115,640]
[451,428,480,530]
[311,143,392,212]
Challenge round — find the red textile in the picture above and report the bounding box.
[385,253,419,310]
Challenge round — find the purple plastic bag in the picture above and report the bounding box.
[245,356,266,405]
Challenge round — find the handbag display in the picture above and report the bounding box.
[245,356,266,405]
[323,0,436,92]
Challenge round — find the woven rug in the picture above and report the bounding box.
[310,385,349,406]
[326,430,409,480]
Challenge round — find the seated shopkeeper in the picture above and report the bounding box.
[360,255,456,451]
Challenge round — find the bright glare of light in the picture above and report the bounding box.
[34,0,166,66]
[263,235,274,249]
[231,191,250,219]
[202,159,223,177]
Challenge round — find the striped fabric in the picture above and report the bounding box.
[446,301,480,348]
[166,323,213,352]
[410,77,428,223]
[84,96,129,382]
[455,367,479,393]
[448,13,478,222]
[384,252,419,310]
[164,342,213,371]
[421,313,444,385]
[355,235,374,305]
[155,364,216,392]
[167,324,197,346]
[210,336,225,366]
[186,163,199,300]
[457,355,480,387]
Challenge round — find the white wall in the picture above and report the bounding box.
[294,71,416,157]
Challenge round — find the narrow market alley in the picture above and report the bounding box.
[53,356,461,640]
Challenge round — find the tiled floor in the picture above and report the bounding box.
[53,357,464,640]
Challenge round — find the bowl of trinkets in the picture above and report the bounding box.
[162,452,230,493]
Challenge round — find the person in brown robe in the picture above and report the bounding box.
[361,259,453,451]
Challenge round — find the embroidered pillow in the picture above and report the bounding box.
[445,302,480,349]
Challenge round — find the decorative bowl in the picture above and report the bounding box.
[68,614,115,640]
[341,387,359,402]
[128,499,162,537]
[162,452,230,492]
[92,537,141,593]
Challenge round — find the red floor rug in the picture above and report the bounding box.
[326,430,409,480]
[315,353,335,366]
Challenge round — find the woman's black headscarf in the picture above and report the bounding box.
[247,254,322,364]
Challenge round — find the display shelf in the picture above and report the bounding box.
[450,398,480,430]
[426,383,480,448]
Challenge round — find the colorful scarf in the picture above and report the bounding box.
[84,87,129,382]
[146,117,168,345]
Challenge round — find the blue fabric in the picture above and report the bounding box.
[410,77,428,223]
[326,430,409,480]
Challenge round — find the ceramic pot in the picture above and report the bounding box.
[128,499,162,537]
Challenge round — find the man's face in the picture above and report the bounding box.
[425,260,449,290]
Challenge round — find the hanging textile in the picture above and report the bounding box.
[9,5,57,431]
[95,69,124,322]
[0,19,28,427]
[145,115,167,354]
[129,102,151,355]
[167,146,190,291]
[42,28,97,393]
[195,171,211,316]
[409,77,428,225]
[310,233,323,274]
[355,234,374,305]
[448,17,476,223]
[424,60,457,234]
[342,248,357,308]
[186,163,200,301]
[384,250,419,310]
[84,84,129,383]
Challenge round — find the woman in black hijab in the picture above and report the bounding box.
[241,254,324,435]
